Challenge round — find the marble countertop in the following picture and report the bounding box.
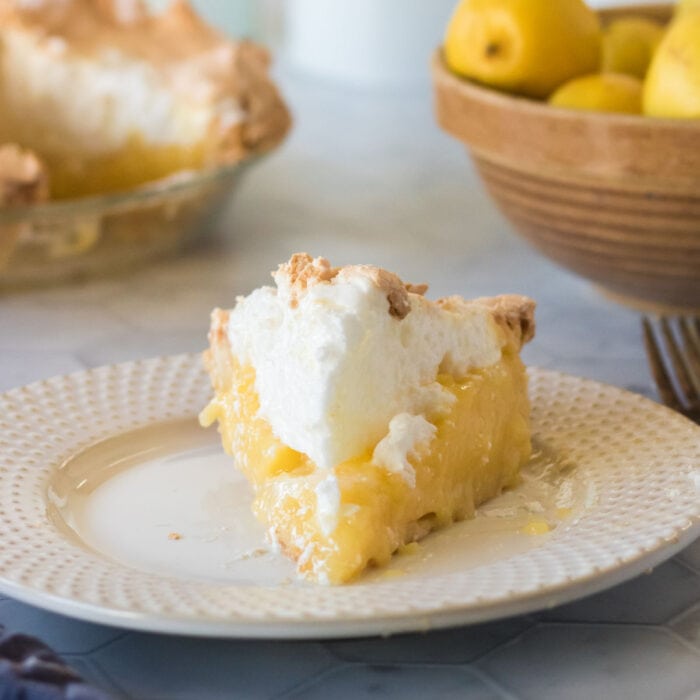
[0,70,699,700]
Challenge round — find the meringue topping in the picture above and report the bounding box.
[0,0,290,172]
[224,254,525,470]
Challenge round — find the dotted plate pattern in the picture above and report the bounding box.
[0,354,698,639]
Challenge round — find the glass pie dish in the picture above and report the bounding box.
[0,160,254,289]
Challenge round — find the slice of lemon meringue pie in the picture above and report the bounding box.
[0,0,290,198]
[201,254,536,584]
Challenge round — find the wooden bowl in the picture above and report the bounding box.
[433,4,700,312]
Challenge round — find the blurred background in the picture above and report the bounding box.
[153,0,657,87]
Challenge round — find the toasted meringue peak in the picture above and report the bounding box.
[436,294,536,351]
[0,0,284,103]
[2,0,230,61]
[276,253,340,293]
[474,294,536,348]
[274,253,429,320]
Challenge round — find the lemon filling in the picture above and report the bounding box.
[200,350,530,584]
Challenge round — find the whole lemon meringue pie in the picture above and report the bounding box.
[0,0,291,198]
[200,254,536,584]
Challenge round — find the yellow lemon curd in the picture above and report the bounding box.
[46,136,208,199]
[201,350,531,585]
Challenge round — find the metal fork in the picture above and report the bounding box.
[642,316,700,423]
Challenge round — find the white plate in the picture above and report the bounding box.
[0,354,698,639]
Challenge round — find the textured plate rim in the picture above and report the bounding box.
[0,521,696,640]
[0,353,698,639]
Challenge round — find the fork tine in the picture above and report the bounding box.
[692,316,700,339]
[642,317,683,411]
[685,316,700,355]
[659,317,697,408]
[678,317,700,402]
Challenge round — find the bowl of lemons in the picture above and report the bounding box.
[433,1,700,312]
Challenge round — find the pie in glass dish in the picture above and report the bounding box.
[200,254,536,584]
[0,0,291,199]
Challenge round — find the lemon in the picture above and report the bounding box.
[601,17,665,79]
[644,12,700,118]
[675,0,700,19]
[549,73,643,114]
[444,0,602,99]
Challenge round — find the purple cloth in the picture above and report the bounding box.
[0,633,112,700]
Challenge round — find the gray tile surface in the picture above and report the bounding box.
[539,560,700,625]
[679,538,700,575]
[477,624,700,700]
[283,665,506,700]
[91,634,334,699]
[0,350,86,392]
[63,656,130,699]
[0,599,123,654]
[325,617,533,665]
[671,603,700,653]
